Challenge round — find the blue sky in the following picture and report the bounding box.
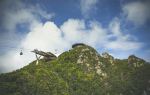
[0,0,150,73]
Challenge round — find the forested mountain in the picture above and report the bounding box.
[0,44,150,95]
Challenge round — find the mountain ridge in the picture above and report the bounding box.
[0,43,150,95]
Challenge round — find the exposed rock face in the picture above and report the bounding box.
[102,52,114,64]
[102,52,113,59]
[70,44,107,77]
[128,55,145,67]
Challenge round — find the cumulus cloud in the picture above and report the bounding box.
[3,1,54,31]
[0,50,35,73]
[0,1,143,73]
[0,0,55,73]
[61,19,107,46]
[0,17,143,73]
[0,0,54,49]
[21,21,69,54]
[0,18,108,73]
[104,18,143,50]
[80,0,98,17]
[123,1,150,25]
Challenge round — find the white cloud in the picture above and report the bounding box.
[0,0,54,51]
[60,19,107,46]
[0,17,143,73]
[0,50,35,73]
[0,1,55,73]
[123,1,150,25]
[105,40,142,51]
[80,0,98,17]
[104,18,143,50]
[0,18,108,73]
[0,1,143,73]
[3,1,54,31]
[21,21,69,54]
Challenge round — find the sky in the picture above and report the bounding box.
[0,0,150,73]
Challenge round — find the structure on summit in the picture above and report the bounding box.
[31,49,57,65]
[72,43,86,48]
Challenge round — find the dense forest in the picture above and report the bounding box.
[0,44,150,95]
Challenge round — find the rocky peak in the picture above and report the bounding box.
[128,55,145,67]
[102,52,114,64]
[128,55,137,59]
[102,52,113,59]
[128,55,145,62]
[59,43,106,75]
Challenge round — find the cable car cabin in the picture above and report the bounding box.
[20,51,23,55]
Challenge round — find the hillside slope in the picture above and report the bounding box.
[0,44,150,95]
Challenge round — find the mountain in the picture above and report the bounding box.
[0,43,150,95]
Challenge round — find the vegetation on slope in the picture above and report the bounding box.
[0,44,150,95]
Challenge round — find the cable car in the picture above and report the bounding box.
[20,50,23,55]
